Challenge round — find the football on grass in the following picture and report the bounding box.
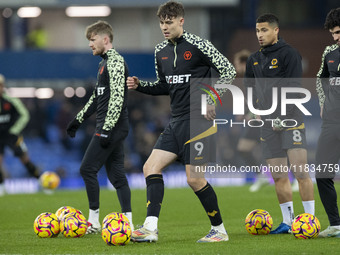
[60,211,88,238]
[102,212,131,246]
[33,212,60,238]
[245,209,273,235]
[291,213,321,239]
[39,171,60,190]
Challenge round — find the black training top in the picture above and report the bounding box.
[76,48,128,132]
[136,31,235,121]
[0,93,29,136]
[316,44,340,124]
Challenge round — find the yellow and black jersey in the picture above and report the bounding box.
[316,44,340,123]
[136,30,235,121]
[76,48,128,132]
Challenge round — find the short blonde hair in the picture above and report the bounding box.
[0,74,5,84]
[85,20,113,42]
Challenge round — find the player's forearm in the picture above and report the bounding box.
[137,80,169,95]
[76,93,96,123]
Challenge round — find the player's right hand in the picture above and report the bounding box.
[126,76,139,90]
[272,117,283,131]
[98,130,111,148]
[204,104,216,121]
[66,118,81,138]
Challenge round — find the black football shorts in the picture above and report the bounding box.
[154,118,216,165]
[260,124,306,159]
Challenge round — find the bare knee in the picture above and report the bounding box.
[293,169,311,180]
[143,161,162,177]
[142,150,177,177]
[295,176,313,185]
[272,177,290,188]
[187,177,206,192]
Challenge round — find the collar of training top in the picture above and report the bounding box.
[100,48,115,59]
[168,30,187,44]
[260,38,286,54]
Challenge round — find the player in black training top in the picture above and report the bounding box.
[245,14,314,234]
[127,1,235,243]
[66,20,133,234]
[315,7,340,238]
[0,74,40,196]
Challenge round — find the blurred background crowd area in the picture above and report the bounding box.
[0,0,339,180]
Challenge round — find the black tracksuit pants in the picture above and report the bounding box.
[316,123,340,226]
[79,118,131,212]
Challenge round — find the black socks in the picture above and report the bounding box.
[146,174,164,217]
[195,182,222,226]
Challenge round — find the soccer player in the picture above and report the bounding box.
[0,74,40,196]
[127,1,235,243]
[244,14,315,233]
[315,7,340,238]
[66,20,133,233]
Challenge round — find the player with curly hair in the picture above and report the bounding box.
[315,7,340,238]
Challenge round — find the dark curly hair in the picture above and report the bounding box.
[157,1,184,20]
[324,8,340,30]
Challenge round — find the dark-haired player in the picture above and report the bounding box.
[245,14,314,234]
[315,7,340,238]
[127,1,235,242]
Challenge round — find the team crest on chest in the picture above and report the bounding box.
[184,51,192,60]
[269,58,278,69]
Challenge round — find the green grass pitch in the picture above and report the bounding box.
[1,183,339,254]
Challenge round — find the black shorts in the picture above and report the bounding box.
[260,124,307,159]
[0,134,27,157]
[154,119,216,165]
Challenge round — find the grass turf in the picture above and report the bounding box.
[0,183,339,254]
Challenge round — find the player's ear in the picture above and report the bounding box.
[103,35,109,44]
[179,17,184,26]
[274,27,279,36]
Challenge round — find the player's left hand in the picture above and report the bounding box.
[99,130,111,148]
[204,104,216,121]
